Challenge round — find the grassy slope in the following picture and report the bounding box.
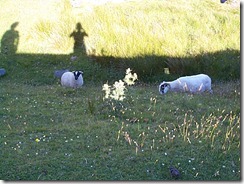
[0,0,240,81]
[0,0,239,56]
[0,0,241,181]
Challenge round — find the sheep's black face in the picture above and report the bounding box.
[159,82,170,94]
[73,71,83,80]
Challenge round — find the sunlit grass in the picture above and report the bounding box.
[0,0,239,56]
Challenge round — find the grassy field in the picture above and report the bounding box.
[0,0,241,181]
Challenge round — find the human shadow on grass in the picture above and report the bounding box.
[0,22,239,84]
[1,22,19,56]
[70,22,88,56]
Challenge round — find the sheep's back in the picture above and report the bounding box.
[61,72,75,87]
[176,74,211,92]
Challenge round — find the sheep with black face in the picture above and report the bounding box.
[159,74,212,94]
[61,71,84,88]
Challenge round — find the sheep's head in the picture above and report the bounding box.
[73,71,83,80]
[159,82,170,94]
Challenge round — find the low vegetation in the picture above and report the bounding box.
[0,0,240,181]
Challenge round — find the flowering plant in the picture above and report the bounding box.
[102,68,138,101]
[100,68,138,119]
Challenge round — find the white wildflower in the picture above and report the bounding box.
[102,68,138,101]
[110,80,126,101]
[102,83,111,99]
[124,68,138,86]
[125,68,132,75]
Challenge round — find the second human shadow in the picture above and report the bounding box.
[70,22,88,55]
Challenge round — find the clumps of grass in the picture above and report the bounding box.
[26,0,79,54]
[117,121,148,155]
[29,19,74,54]
[77,0,239,58]
[178,111,240,151]
[119,109,240,156]
[114,107,240,180]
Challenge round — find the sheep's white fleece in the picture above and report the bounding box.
[61,71,83,88]
[159,74,212,94]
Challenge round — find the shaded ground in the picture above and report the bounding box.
[0,48,240,85]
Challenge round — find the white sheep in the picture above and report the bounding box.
[159,74,212,94]
[61,71,84,88]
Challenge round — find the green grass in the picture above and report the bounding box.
[0,75,241,180]
[0,0,241,181]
